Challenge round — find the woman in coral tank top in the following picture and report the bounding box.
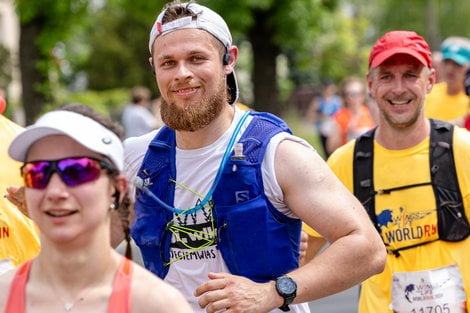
[0,104,191,313]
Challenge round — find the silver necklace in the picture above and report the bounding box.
[45,277,93,311]
[63,296,85,311]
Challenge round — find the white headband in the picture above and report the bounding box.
[149,2,232,53]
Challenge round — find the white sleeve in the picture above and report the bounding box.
[261,132,317,218]
[124,129,160,200]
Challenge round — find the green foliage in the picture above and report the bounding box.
[367,0,470,48]
[310,7,371,83]
[14,0,90,121]
[36,88,128,125]
[204,0,331,72]
[80,0,165,93]
[60,0,340,112]
[58,88,129,120]
[12,0,470,120]
[200,0,336,112]
[277,54,295,103]
[15,0,89,56]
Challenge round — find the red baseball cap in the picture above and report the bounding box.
[369,31,432,68]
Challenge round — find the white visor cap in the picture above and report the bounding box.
[8,110,124,171]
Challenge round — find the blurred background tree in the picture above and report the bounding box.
[81,0,164,93]
[7,0,470,123]
[15,0,89,123]
[200,0,339,115]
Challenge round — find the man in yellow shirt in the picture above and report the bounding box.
[424,36,470,125]
[328,31,470,312]
[0,100,40,274]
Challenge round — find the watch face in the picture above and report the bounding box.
[278,277,297,294]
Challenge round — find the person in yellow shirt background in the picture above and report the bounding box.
[424,36,470,126]
[329,30,470,313]
[0,96,40,274]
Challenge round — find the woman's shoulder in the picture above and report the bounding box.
[130,263,192,313]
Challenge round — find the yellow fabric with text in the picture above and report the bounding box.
[0,115,40,267]
[327,127,470,313]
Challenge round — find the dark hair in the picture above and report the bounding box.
[57,103,133,260]
[339,76,366,99]
[160,0,194,24]
[131,86,151,104]
[320,78,335,88]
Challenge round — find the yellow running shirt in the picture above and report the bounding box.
[424,82,469,122]
[327,126,470,313]
[0,115,40,273]
[302,223,321,237]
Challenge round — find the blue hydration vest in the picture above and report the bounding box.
[131,112,302,281]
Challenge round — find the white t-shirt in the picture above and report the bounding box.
[124,108,312,313]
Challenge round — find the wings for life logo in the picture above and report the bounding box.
[393,265,466,312]
[403,278,446,303]
[376,207,435,245]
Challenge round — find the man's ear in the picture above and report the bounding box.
[426,68,437,94]
[366,72,374,98]
[224,46,238,75]
[149,57,155,74]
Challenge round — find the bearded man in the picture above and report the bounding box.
[123,2,386,312]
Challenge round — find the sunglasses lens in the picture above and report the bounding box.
[22,162,52,189]
[22,157,106,189]
[57,158,102,187]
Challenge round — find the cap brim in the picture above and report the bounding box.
[227,71,239,105]
[442,52,469,66]
[9,127,66,162]
[371,47,429,68]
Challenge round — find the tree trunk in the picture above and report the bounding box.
[19,19,48,124]
[425,0,440,51]
[249,9,280,115]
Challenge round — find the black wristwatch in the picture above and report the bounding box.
[275,275,297,312]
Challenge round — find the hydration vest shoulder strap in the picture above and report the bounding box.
[353,120,469,247]
[353,128,377,227]
[429,119,469,241]
[429,119,458,193]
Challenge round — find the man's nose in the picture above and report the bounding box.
[175,62,193,81]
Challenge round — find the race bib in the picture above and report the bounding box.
[392,264,467,313]
[0,258,14,275]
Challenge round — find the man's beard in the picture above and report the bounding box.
[160,80,227,132]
